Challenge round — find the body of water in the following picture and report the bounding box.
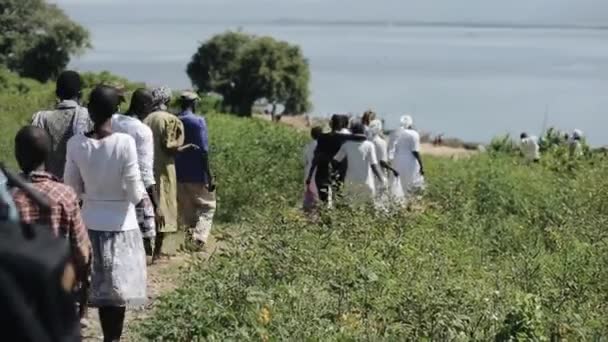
[57,1,608,145]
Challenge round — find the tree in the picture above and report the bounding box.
[187,31,311,116]
[0,0,90,82]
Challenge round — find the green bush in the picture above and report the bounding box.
[138,118,608,340]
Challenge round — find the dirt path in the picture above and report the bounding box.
[82,235,221,341]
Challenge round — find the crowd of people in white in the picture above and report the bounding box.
[303,111,425,210]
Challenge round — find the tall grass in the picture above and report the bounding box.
[2,70,606,340]
[139,116,608,340]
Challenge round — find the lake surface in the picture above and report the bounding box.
[58,1,608,145]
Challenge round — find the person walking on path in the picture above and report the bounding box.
[368,119,402,206]
[334,123,386,205]
[307,115,365,204]
[112,88,161,256]
[175,91,216,249]
[303,126,323,211]
[569,129,584,158]
[389,115,425,196]
[12,125,92,301]
[520,132,541,162]
[64,85,147,342]
[32,71,93,179]
[144,87,195,261]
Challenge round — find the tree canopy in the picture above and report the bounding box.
[0,0,90,82]
[187,31,311,116]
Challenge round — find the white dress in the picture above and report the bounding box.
[334,140,381,202]
[520,136,540,161]
[112,114,155,188]
[372,135,405,206]
[389,128,425,194]
[112,114,157,237]
[64,133,147,307]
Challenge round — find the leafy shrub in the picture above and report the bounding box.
[138,118,608,340]
[488,134,518,155]
[187,31,312,116]
[0,0,90,81]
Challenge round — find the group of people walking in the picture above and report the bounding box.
[520,128,585,162]
[304,110,426,210]
[10,70,215,341]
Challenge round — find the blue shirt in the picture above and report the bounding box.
[175,110,210,183]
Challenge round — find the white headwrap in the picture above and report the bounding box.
[368,119,383,137]
[400,115,413,129]
[572,129,583,140]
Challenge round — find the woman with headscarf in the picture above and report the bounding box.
[369,119,402,206]
[361,110,377,139]
[64,85,147,342]
[143,87,194,261]
[388,115,425,196]
[569,129,584,158]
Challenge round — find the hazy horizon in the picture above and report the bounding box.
[52,0,608,145]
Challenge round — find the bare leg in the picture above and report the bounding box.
[152,232,164,262]
[143,238,153,256]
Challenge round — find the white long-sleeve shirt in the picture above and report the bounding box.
[111,114,156,188]
[520,136,540,161]
[64,133,144,231]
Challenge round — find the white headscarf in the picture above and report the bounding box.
[400,115,414,129]
[572,129,583,140]
[368,119,383,137]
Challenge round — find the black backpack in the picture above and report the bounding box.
[0,166,80,342]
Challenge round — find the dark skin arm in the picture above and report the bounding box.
[379,160,399,177]
[146,185,164,229]
[166,143,199,156]
[412,151,425,175]
[202,151,215,191]
[371,164,386,185]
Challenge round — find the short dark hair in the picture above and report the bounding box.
[351,123,365,135]
[330,114,349,132]
[127,88,154,117]
[520,132,529,139]
[56,71,82,100]
[88,85,120,125]
[180,98,197,112]
[310,126,323,140]
[15,126,51,174]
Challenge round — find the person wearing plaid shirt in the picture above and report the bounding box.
[11,126,91,282]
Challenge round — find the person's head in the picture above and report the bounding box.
[368,119,383,137]
[572,129,583,141]
[362,110,376,126]
[151,86,172,111]
[15,126,51,174]
[520,132,529,140]
[88,85,120,127]
[351,122,366,135]
[330,114,349,132]
[179,91,200,112]
[55,71,82,101]
[330,114,341,132]
[127,88,154,120]
[310,126,323,140]
[400,115,414,129]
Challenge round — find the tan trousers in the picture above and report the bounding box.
[177,183,216,244]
